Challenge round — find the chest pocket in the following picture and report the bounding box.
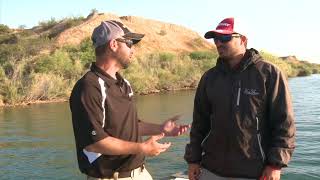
[242,87,263,107]
[238,83,265,131]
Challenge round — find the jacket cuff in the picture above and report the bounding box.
[184,143,202,164]
[268,165,282,170]
[267,147,294,168]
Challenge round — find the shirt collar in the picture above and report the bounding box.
[90,63,124,87]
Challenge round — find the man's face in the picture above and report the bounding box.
[213,33,245,59]
[114,36,134,69]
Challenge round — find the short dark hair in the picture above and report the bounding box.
[95,43,108,57]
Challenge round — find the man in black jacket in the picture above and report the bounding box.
[184,17,296,180]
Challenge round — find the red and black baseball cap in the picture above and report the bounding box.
[204,17,247,39]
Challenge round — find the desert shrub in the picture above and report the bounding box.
[260,51,295,77]
[65,16,86,28]
[35,50,75,78]
[39,17,59,31]
[0,24,11,34]
[189,51,217,60]
[296,68,312,76]
[159,52,175,62]
[159,30,167,36]
[0,36,53,65]
[24,73,70,101]
[0,34,18,44]
[0,79,23,104]
[64,38,95,68]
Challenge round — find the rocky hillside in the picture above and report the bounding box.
[1,12,319,106]
[55,12,214,55]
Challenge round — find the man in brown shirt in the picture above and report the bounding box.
[70,20,190,180]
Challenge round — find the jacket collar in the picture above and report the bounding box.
[216,48,262,73]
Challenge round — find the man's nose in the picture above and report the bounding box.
[214,40,223,47]
[130,47,135,54]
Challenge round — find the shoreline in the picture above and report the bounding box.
[0,98,68,108]
[0,87,197,108]
[1,73,318,108]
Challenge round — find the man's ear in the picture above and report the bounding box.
[240,35,248,47]
[109,39,118,52]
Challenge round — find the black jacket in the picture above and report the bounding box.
[184,49,296,178]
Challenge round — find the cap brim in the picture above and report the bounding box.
[204,30,234,39]
[123,33,145,44]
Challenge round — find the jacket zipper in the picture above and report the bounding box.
[256,117,265,162]
[201,129,212,147]
[236,81,241,106]
[201,117,212,147]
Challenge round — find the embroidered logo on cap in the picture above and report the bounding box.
[218,22,231,27]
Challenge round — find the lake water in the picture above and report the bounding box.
[0,74,319,180]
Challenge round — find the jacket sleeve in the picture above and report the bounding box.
[184,72,211,164]
[266,68,296,168]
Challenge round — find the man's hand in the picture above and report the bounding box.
[188,163,201,180]
[161,115,191,136]
[140,133,171,156]
[260,166,281,180]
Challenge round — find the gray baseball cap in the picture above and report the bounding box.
[91,20,145,48]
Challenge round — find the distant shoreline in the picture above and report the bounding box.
[0,87,197,107]
[2,74,320,108]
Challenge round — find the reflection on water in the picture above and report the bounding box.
[0,75,320,179]
[0,103,77,179]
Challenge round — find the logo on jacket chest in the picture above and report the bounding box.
[243,88,259,96]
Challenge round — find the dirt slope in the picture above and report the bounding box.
[55,12,214,55]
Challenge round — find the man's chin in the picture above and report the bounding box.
[121,63,130,69]
[218,53,226,58]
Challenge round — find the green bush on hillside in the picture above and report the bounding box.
[289,63,314,77]
[0,44,25,64]
[39,17,59,31]
[0,66,5,80]
[0,37,53,65]
[159,52,175,62]
[0,59,29,104]
[158,52,175,69]
[1,14,320,106]
[17,29,36,37]
[122,51,216,94]
[0,24,11,34]
[24,73,71,101]
[64,38,95,68]
[65,16,86,28]
[189,51,217,60]
[35,50,82,79]
[260,51,295,77]
[312,68,319,74]
[296,68,312,76]
[0,80,22,104]
[0,34,18,44]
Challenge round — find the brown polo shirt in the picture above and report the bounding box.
[69,63,144,178]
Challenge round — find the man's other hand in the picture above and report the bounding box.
[161,115,191,136]
[260,166,281,180]
[141,133,171,156]
[188,163,201,180]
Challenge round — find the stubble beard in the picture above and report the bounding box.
[118,57,130,69]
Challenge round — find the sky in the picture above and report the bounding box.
[0,0,319,63]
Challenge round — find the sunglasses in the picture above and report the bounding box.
[116,38,134,48]
[213,34,241,43]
